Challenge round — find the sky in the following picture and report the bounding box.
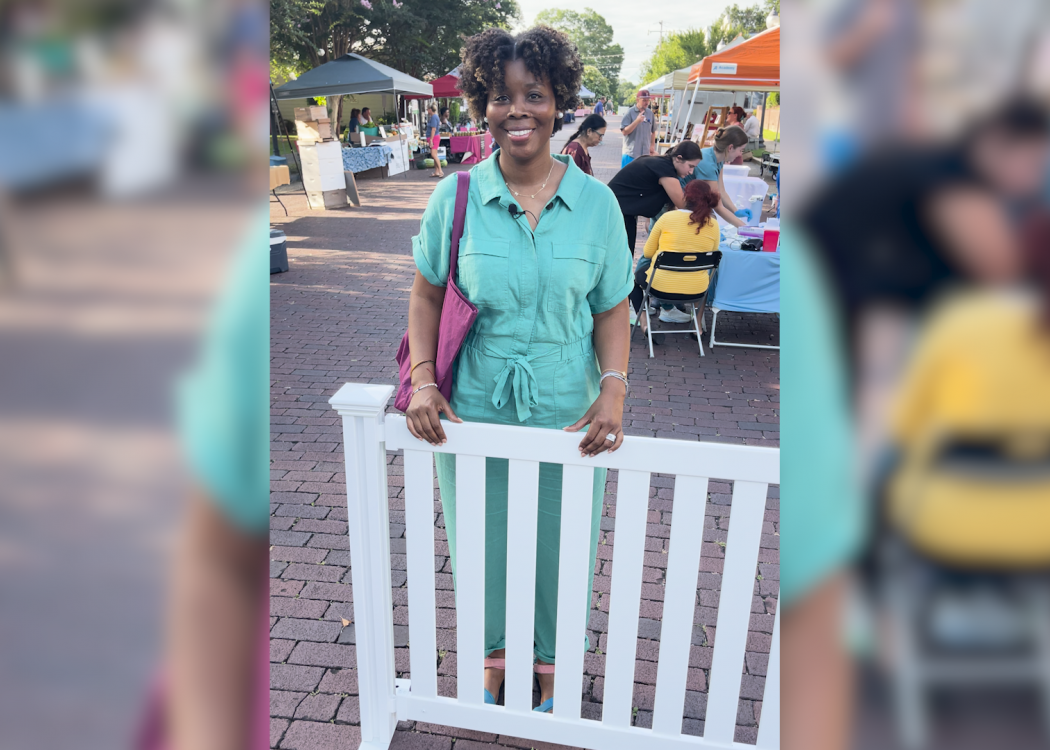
[512,0,747,84]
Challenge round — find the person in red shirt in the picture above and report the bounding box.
[559,114,606,176]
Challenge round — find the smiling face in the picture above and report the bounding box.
[486,58,557,163]
[725,143,746,162]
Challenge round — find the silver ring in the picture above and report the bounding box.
[606,433,616,441]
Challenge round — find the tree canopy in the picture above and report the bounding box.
[707,1,777,50]
[581,65,611,100]
[615,79,638,110]
[533,8,623,96]
[638,28,709,84]
[270,0,519,83]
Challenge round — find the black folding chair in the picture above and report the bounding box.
[631,250,721,358]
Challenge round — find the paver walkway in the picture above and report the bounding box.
[270,127,779,750]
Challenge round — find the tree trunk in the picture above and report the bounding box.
[331,95,345,141]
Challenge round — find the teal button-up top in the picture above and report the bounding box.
[412,153,633,427]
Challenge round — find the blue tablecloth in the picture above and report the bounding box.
[342,144,394,173]
[0,101,110,190]
[709,243,780,313]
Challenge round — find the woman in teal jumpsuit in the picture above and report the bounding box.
[404,27,633,713]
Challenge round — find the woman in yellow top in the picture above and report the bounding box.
[886,213,1050,567]
[629,178,721,341]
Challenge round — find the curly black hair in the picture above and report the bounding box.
[458,26,583,129]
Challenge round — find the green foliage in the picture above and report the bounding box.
[534,8,623,98]
[449,100,460,124]
[271,0,519,85]
[707,2,770,51]
[581,65,610,100]
[638,27,708,84]
[766,91,779,107]
[614,79,638,110]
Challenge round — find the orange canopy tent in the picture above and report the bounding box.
[687,26,779,92]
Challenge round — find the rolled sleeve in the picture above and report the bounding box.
[588,199,634,315]
[411,176,457,287]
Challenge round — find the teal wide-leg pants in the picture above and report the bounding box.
[435,454,605,663]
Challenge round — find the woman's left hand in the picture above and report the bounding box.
[564,383,626,457]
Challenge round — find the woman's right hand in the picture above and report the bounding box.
[405,385,462,446]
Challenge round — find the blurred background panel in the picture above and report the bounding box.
[0,0,265,747]
[782,1,1050,749]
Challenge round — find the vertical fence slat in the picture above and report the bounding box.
[651,475,709,736]
[704,480,768,744]
[756,592,780,749]
[404,449,438,699]
[602,469,651,728]
[552,464,595,720]
[504,458,541,712]
[455,454,487,706]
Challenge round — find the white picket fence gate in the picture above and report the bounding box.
[330,383,780,750]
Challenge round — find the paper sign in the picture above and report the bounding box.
[379,125,387,138]
[711,62,738,75]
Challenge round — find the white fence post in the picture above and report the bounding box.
[329,383,398,750]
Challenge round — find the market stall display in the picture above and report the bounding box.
[342,144,394,174]
[448,134,486,164]
[707,229,780,349]
[301,141,347,209]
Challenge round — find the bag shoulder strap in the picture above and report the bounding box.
[447,171,471,283]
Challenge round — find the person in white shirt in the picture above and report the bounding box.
[744,108,762,147]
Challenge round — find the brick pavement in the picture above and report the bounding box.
[271,128,779,749]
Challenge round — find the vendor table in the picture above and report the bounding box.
[707,241,780,349]
[341,144,394,174]
[448,135,485,164]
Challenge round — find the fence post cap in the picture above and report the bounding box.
[329,382,395,417]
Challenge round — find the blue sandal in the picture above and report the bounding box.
[483,657,505,705]
[533,661,555,713]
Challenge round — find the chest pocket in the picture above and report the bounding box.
[458,238,511,310]
[547,243,602,312]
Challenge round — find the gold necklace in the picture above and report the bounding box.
[504,158,556,200]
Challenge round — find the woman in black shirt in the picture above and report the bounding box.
[608,140,703,256]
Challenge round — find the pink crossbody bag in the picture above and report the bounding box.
[394,172,477,412]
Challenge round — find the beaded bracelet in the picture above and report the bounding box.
[411,382,439,397]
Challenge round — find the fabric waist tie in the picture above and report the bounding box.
[464,334,594,424]
[491,351,540,423]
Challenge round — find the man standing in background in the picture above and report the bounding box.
[620,89,656,167]
[595,96,605,117]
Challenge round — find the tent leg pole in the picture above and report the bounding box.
[667,93,680,146]
[681,78,701,144]
[394,89,408,180]
[759,97,767,149]
[270,80,304,196]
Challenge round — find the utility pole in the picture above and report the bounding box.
[648,21,665,46]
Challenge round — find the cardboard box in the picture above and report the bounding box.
[295,118,333,143]
[306,188,348,210]
[344,171,361,207]
[269,165,291,190]
[294,105,328,120]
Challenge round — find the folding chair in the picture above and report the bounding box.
[631,250,721,358]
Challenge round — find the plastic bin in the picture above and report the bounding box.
[270,229,289,274]
[722,175,769,225]
[722,164,750,179]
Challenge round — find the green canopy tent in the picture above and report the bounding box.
[274,54,434,179]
